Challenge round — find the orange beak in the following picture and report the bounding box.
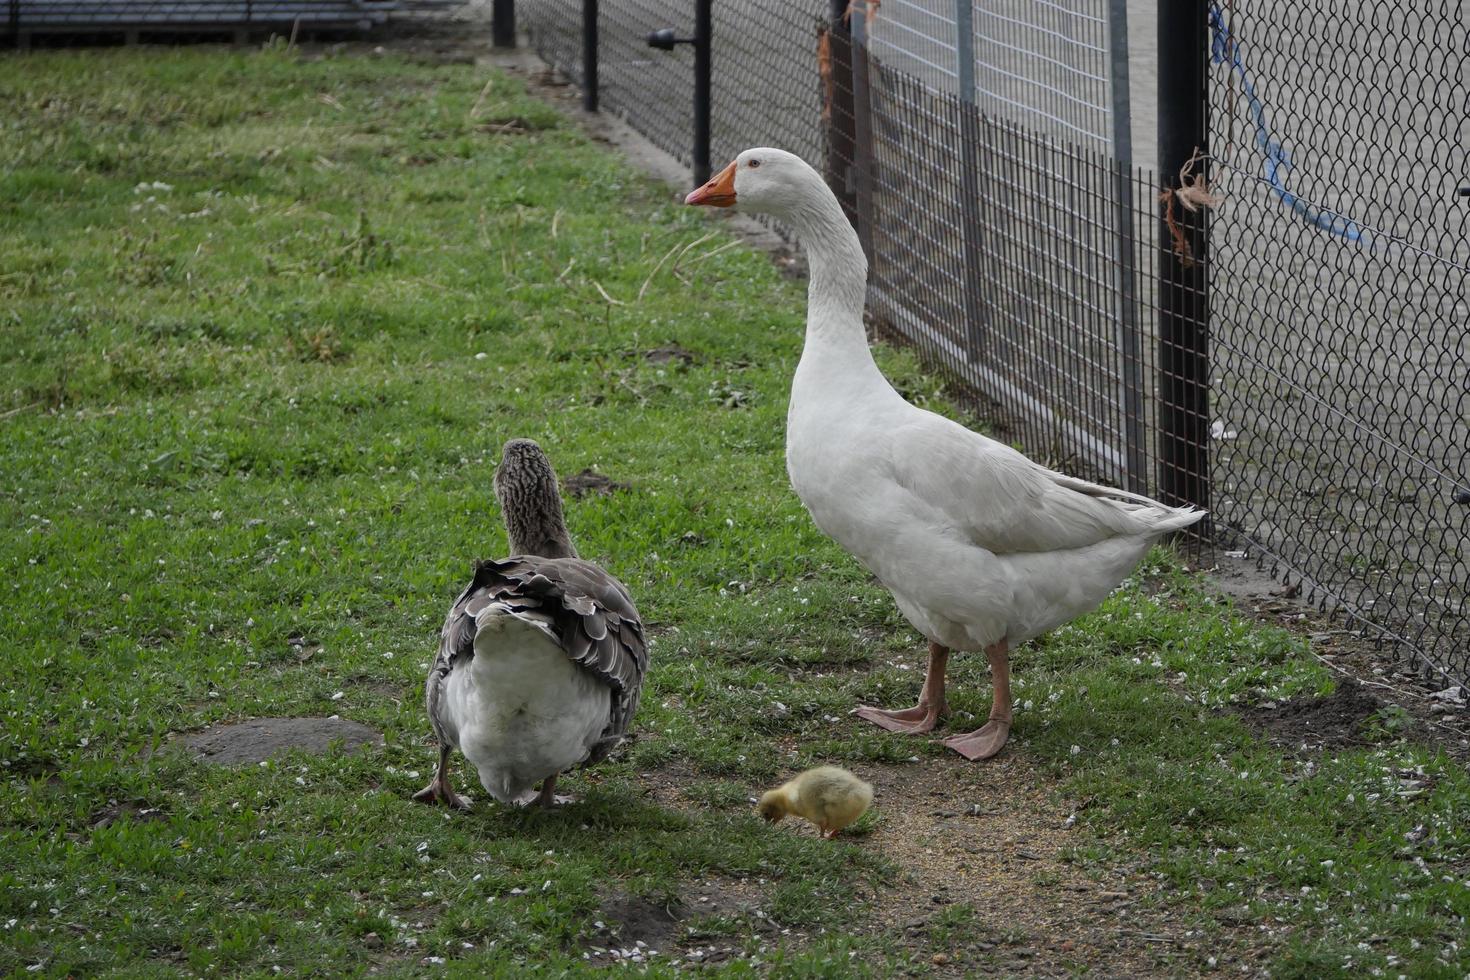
[685,159,738,207]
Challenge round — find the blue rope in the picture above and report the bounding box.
[1208,4,1373,247]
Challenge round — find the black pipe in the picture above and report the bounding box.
[582,0,598,113]
[492,0,514,48]
[692,0,712,184]
[1156,0,1211,520]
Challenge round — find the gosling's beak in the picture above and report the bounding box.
[685,160,738,207]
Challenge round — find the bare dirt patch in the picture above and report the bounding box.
[585,875,795,968]
[642,344,697,367]
[179,716,382,766]
[1235,678,1387,752]
[90,799,168,829]
[563,468,629,499]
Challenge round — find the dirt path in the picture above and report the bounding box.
[633,751,1258,976]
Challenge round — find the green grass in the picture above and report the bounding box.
[1,46,1467,977]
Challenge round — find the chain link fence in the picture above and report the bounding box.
[510,0,1466,694]
[1207,0,1469,683]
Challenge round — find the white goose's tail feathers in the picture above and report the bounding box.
[1051,473,1207,537]
[1142,504,1207,536]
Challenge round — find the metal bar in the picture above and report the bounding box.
[1107,0,1146,493]
[954,0,974,99]
[1156,0,1210,517]
[692,0,711,184]
[850,0,876,261]
[825,0,859,227]
[955,0,988,361]
[492,0,514,48]
[581,0,598,113]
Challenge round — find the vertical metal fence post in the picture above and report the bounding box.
[824,0,859,227]
[849,1,876,260]
[1107,0,1146,494]
[1156,0,1211,518]
[692,0,712,185]
[492,0,515,48]
[582,0,598,112]
[955,0,988,361]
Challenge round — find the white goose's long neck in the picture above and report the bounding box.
[782,188,874,365]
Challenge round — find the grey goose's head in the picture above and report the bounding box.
[493,439,578,560]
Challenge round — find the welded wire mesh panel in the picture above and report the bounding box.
[861,0,958,90]
[1207,0,1469,684]
[863,60,1156,491]
[969,0,1111,150]
[864,0,1114,152]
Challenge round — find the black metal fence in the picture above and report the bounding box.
[508,0,1466,690]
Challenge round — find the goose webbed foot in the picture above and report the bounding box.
[412,746,471,810]
[412,780,472,810]
[853,701,948,734]
[516,775,575,808]
[940,718,1011,761]
[855,641,951,735]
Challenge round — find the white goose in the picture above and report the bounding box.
[687,149,1204,760]
[413,439,647,808]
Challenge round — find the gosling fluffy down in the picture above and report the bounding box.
[757,766,873,839]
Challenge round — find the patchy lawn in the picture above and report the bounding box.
[1,44,1467,977]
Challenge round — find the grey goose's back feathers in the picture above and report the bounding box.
[429,555,648,767]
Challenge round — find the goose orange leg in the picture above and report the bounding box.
[412,745,471,810]
[855,642,950,734]
[941,640,1012,760]
[532,774,575,808]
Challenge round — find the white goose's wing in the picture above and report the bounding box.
[883,411,1201,555]
[428,555,648,765]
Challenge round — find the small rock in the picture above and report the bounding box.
[932,953,950,965]
[362,932,383,949]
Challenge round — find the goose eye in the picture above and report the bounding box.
[748,159,761,169]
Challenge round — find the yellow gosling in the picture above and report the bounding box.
[757,766,873,840]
